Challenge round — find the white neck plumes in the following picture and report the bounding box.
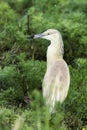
[47,34,64,68]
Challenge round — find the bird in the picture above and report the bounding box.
[31,29,70,112]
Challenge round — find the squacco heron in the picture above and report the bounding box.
[31,29,70,112]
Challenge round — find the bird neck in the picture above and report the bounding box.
[47,40,64,68]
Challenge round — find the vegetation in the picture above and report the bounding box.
[0,0,87,130]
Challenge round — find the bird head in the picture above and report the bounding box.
[30,29,62,42]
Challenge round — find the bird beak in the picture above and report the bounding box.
[28,33,44,39]
[34,33,44,39]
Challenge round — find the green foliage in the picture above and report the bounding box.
[0,60,46,102]
[27,0,87,63]
[0,59,87,130]
[0,0,87,130]
[0,2,18,50]
[0,0,87,63]
[0,107,17,130]
[64,59,87,129]
[0,91,67,130]
[0,66,17,87]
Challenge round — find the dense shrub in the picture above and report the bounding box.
[0,0,87,64]
[64,59,87,129]
[27,0,87,63]
[0,0,87,130]
[0,60,46,104]
[0,58,87,129]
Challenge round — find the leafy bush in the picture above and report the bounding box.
[0,91,67,130]
[0,60,46,103]
[27,0,87,63]
[64,58,87,129]
[0,0,87,130]
[0,58,87,129]
[0,0,87,64]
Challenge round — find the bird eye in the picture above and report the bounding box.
[47,33,50,35]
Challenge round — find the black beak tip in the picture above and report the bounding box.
[28,35,34,39]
